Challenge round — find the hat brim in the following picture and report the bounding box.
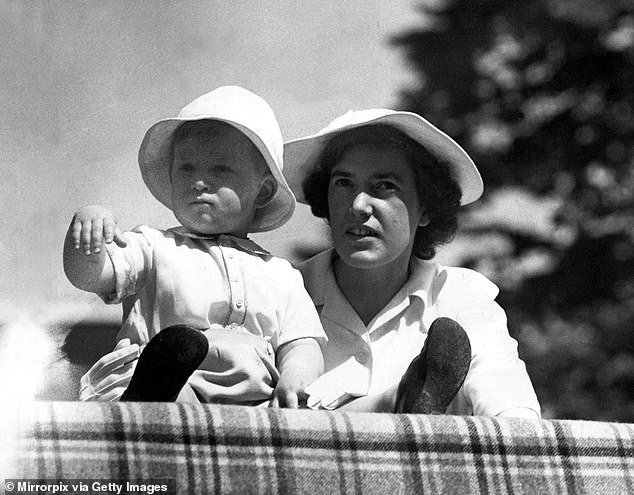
[138,116,295,233]
[284,112,483,206]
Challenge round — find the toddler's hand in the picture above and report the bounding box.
[269,338,322,409]
[72,205,127,255]
[270,374,309,409]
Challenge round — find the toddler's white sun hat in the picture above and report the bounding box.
[284,109,483,205]
[138,85,295,233]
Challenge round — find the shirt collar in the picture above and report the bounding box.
[301,248,439,308]
[300,249,367,333]
[299,248,337,308]
[170,227,271,258]
[300,248,440,329]
[403,256,438,305]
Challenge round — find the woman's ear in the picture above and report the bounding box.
[254,176,277,208]
[418,211,430,227]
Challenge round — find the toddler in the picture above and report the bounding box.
[63,86,326,407]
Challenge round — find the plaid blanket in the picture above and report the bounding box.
[6,402,634,494]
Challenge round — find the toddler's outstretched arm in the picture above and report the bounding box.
[270,337,324,409]
[63,205,127,294]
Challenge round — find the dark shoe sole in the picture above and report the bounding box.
[394,317,471,414]
[121,325,209,402]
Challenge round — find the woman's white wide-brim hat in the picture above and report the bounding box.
[138,85,296,233]
[284,109,483,205]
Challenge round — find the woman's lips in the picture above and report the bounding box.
[346,225,379,237]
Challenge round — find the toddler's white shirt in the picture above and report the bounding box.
[82,225,326,401]
[103,226,325,347]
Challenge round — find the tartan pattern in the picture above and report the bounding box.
[8,402,634,494]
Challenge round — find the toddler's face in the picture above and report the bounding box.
[170,126,271,236]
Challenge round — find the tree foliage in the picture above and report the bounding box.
[393,0,634,421]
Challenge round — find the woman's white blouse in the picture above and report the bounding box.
[300,248,541,417]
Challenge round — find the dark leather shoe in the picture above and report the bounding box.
[394,317,471,414]
[121,325,209,402]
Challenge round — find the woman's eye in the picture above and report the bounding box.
[177,163,195,173]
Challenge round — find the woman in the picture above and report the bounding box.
[284,109,541,418]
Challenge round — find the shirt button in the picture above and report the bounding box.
[236,299,244,308]
[356,349,370,364]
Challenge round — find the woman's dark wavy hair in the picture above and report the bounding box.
[302,124,462,260]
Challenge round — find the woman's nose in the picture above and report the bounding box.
[350,191,373,217]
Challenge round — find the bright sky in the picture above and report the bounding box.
[0,1,420,321]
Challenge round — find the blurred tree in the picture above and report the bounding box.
[393,0,634,421]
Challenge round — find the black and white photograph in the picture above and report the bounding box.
[1,1,633,493]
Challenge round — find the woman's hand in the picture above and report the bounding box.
[79,338,140,401]
[71,205,127,256]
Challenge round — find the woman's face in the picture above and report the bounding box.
[327,144,429,271]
